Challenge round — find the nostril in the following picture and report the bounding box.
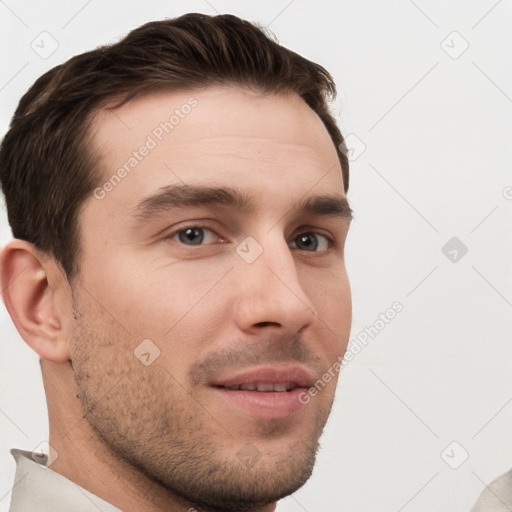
[254,321,280,328]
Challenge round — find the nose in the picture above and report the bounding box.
[233,236,318,335]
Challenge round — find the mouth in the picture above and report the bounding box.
[209,365,314,420]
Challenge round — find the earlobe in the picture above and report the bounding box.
[0,239,71,362]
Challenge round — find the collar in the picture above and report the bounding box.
[8,448,121,512]
[471,468,512,511]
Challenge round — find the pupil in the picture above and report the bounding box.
[180,228,204,245]
[298,233,317,251]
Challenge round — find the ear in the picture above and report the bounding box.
[0,239,71,362]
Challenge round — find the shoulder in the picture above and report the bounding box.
[471,469,512,512]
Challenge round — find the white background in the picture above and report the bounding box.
[1,1,511,511]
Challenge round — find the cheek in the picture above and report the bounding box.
[304,268,352,355]
[82,253,227,339]
[303,266,351,318]
[87,261,230,380]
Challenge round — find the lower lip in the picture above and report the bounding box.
[210,387,309,420]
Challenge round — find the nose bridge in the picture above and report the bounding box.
[233,232,317,331]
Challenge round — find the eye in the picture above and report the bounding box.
[169,226,220,246]
[167,226,332,251]
[289,232,331,252]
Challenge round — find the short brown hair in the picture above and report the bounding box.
[0,12,350,282]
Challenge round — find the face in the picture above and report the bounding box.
[70,85,352,511]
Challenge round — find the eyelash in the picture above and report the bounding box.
[166,224,335,252]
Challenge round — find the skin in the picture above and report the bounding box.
[0,85,352,512]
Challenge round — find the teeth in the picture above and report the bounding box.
[256,383,274,392]
[223,382,296,392]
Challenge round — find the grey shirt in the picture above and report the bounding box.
[470,469,512,512]
[8,448,121,512]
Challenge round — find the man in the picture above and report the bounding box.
[0,12,353,512]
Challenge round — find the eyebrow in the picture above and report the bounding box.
[131,184,353,223]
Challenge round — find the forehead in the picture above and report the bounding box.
[86,85,344,216]
[93,84,336,151]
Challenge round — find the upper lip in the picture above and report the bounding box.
[210,365,315,388]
